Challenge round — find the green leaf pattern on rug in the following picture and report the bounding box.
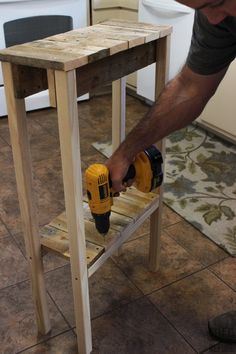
[164,125,236,256]
[224,226,236,255]
[195,204,235,225]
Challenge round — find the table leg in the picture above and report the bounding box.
[148,36,170,271]
[112,77,126,256]
[2,62,51,334]
[112,77,126,152]
[55,69,92,354]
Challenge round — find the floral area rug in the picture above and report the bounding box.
[92,125,236,256]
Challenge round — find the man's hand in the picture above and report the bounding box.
[106,150,134,194]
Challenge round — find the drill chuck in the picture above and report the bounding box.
[92,211,110,235]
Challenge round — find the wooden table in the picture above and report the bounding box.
[0,20,171,354]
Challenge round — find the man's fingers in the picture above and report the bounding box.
[112,180,127,193]
[113,192,120,197]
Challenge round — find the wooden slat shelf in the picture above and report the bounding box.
[40,187,159,271]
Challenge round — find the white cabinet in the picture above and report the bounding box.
[0,0,89,117]
[137,0,194,102]
[91,0,138,90]
[196,59,236,143]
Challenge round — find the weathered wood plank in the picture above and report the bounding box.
[49,204,132,250]
[25,39,109,60]
[94,23,160,44]
[47,35,128,55]
[102,19,172,37]
[76,41,156,96]
[11,40,156,98]
[40,225,104,267]
[121,186,158,203]
[0,20,169,71]
[12,64,48,98]
[91,24,153,46]
[41,185,159,258]
[119,191,154,208]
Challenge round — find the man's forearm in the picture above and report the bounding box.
[107,65,227,191]
[116,69,211,163]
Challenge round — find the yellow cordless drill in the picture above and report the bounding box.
[85,145,163,235]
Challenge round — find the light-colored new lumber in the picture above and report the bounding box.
[148,35,171,272]
[2,62,51,335]
[47,69,56,107]
[112,78,126,152]
[55,69,92,354]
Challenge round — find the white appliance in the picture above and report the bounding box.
[137,0,194,102]
[197,59,236,142]
[0,0,89,117]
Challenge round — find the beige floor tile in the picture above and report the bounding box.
[0,169,22,234]
[0,117,10,145]
[165,220,228,266]
[0,236,29,289]
[202,342,236,353]
[210,257,236,291]
[12,231,69,273]
[0,280,69,353]
[0,219,9,238]
[0,165,65,235]
[0,145,13,169]
[45,260,142,327]
[29,108,59,138]
[91,297,195,354]
[148,269,236,352]
[30,131,60,164]
[112,231,204,294]
[20,330,78,354]
[0,135,8,148]
[162,204,183,228]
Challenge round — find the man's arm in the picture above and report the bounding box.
[106,64,228,192]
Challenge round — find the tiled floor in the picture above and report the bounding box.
[0,94,235,354]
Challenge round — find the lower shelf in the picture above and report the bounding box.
[40,186,160,275]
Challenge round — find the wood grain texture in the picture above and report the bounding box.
[40,187,158,263]
[55,69,92,354]
[148,35,171,272]
[76,41,156,97]
[0,20,172,71]
[2,62,51,335]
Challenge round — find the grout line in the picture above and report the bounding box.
[143,265,209,297]
[164,227,229,268]
[145,296,198,353]
[90,295,146,322]
[161,218,183,230]
[207,264,236,293]
[0,262,69,293]
[16,328,75,354]
[111,247,212,298]
[46,289,73,330]
[199,342,222,354]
